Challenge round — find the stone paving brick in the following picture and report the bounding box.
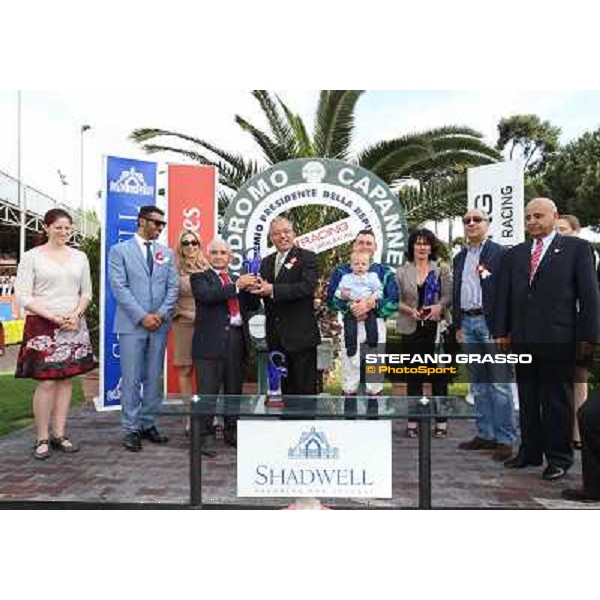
[0,402,597,509]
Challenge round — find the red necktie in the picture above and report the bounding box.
[219,271,240,317]
[529,239,544,283]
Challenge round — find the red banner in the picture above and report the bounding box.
[166,165,217,393]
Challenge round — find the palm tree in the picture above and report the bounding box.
[398,175,469,227]
[131,90,500,218]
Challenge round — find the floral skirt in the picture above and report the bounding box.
[15,315,98,380]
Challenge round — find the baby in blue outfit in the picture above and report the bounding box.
[335,251,382,357]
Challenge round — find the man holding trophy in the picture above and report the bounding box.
[191,239,259,448]
[249,216,321,397]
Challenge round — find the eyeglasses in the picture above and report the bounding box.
[463,216,485,225]
[181,240,199,248]
[143,217,167,227]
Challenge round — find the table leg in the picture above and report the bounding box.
[418,417,432,509]
[190,414,203,508]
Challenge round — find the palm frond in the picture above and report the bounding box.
[252,90,298,156]
[313,90,363,159]
[276,95,315,156]
[409,125,484,140]
[140,143,258,192]
[130,128,166,142]
[131,128,256,179]
[399,176,467,226]
[217,189,234,216]
[234,115,293,164]
[356,135,431,168]
[141,143,213,164]
[402,151,497,184]
[357,140,431,182]
[431,135,502,160]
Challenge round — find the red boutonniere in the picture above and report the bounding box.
[476,264,491,279]
[154,250,169,265]
[284,257,298,270]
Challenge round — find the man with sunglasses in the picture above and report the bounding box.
[108,205,179,452]
[454,209,517,462]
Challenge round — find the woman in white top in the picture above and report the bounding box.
[14,209,96,460]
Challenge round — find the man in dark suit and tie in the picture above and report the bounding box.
[191,238,257,449]
[494,198,600,481]
[251,216,321,396]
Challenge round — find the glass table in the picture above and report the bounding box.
[158,394,478,509]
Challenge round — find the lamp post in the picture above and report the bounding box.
[17,91,25,262]
[80,124,91,236]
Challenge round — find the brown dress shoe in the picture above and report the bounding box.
[458,436,496,451]
[491,443,513,462]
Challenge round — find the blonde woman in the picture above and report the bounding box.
[173,230,208,435]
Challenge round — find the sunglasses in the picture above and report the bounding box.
[143,217,167,227]
[181,240,199,248]
[463,216,485,225]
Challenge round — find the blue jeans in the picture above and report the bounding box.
[119,331,168,433]
[461,315,517,445]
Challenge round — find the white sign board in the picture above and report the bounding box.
[237,420,392,498]
[222,159,408,271]
[294,217,360,254]
[467,161,525,246]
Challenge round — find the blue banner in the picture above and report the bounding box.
[99,156,157,410]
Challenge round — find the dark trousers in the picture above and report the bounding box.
[279,346,317,396]
[0,321,5,354]
[268,344,317,416]
[403,321,447,424]
[515,358,575,469]
[343,310,378,357]
[578,391,600,498]
[195,326,244,438]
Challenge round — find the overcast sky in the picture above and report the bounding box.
[1,90,599,213]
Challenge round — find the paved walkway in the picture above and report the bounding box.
[1,344,596,509]
[0,401,595,508]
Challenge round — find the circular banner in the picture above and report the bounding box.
[222,158,408,271]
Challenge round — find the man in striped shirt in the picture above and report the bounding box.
[453,209,517,462]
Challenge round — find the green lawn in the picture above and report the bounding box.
[0,373,84,437]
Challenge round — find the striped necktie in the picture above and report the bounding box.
[529,238,543,283]
[219,271,240,317]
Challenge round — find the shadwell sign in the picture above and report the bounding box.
[237,420,392,498]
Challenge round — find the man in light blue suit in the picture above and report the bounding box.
[108,205,179,452]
